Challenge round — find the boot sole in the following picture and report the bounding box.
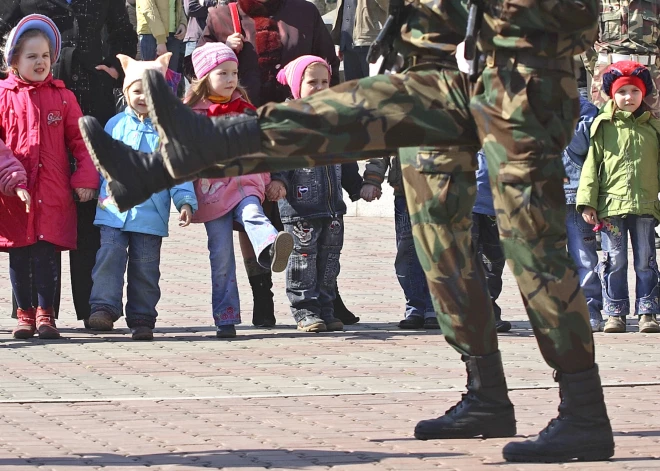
[639,326,660,333]
[12,329,36,340]
[503,445,614,463]
[271,233,294,273]
[88,314,114,332]
[297,322,327,333]
[37,328,61,340]
[415,425,517,440]
[79,117,116,187]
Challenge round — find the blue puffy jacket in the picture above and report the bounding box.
[562,96,598,205]
[94,108,198,237]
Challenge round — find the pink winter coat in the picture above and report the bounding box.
[0,139,26,195]
[0,74,99,251]
[190,95,270,224]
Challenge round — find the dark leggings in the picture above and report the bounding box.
[9,241,59,310]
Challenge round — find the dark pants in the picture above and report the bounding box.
[471,212,505,320]
[342,46,370,81]
[285,217,344,323]
[9,241,58,310]
[11,200,100,320]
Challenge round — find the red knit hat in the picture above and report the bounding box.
[602,60,653,99]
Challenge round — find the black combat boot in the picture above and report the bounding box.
[79,116,177,211]
[502,365,614,463]
[414,351,516,440]
[249,273,276,328]
[143,69,261,179]
[333,286,360,325]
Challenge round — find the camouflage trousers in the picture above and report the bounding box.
[257,59,595,373]
[591,60,660,113]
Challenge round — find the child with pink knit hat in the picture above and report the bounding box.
[185,42,294,339]
[266,55,362,333]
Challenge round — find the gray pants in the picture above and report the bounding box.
[284,217,344,322]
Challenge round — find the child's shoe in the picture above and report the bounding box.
[249,273,276,327]
[270,232,294,273]
[36,307,60,339]
[398,315,424,329]
[131,326,154,341]
[297,314,327,332]
[333,288,360,325]
[88,310,115,331]
[324,317,344,332]
[639,315,660,333]
[216,325,237,338]
[13,307,36,339]
[590,317,603,333]
[495,320,512,333]
[603,316,626,333]
[424,317,441,330]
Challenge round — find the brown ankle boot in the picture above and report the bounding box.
[36,307,60,339]
[13,308,36,339]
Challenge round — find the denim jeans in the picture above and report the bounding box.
[139,33,182,71]
[285,216,344,323]
[565,204,602,322]
[471,212,505,320]
[205,196,279,326]
[597,214,659,317]
[90,226,163,328]
[394,195,435,320]
[342,46,370,81]
[9,241,58,310]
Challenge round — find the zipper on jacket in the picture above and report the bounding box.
[325,166,337,218]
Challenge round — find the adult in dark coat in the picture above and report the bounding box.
[198,0,359,327]
[0,0,138,324]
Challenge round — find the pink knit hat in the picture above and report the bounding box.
[276,55,332,99]
[192,42,238,79]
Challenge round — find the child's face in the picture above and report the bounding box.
[207,62,238,98]
[614,84,644,113]
[126,80,148,116]
[15,36,51,82]
[299,63,330,98]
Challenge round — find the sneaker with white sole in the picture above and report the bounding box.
[639,315,660,333]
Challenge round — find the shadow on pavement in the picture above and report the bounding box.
[0,448,464,467]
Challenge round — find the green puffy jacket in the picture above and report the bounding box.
[576,99,660,221]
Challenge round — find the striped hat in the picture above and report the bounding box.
[4,14,61,66]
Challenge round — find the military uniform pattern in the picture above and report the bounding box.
[200,0,600,373]
[588,0,660,111]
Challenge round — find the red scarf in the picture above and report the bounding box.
[238,0,284,104]
[207,96,257,117]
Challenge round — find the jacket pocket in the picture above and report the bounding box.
[290,169,319,205]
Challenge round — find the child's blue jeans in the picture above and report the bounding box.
[394,195,435,320]
[90,226,163,328]
[565,204,602,322]
[205,196,279,326]
[598,214,659,318]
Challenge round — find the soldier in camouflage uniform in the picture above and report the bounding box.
[587,0,660,111]
[79,0,616,463]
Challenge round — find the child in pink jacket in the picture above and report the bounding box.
[186,42,293,338]
[0,15,99,340]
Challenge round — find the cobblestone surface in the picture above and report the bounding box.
[0,217,657,470]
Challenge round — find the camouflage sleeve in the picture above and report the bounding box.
[363,157,389,189]
[582,49,597,77]
[575,124,604,212]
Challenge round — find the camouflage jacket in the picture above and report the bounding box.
[396,0,599,61]
[595,0,660,56]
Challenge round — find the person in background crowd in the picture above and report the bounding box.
[183,0,214,92]
[136,0,186,71]
[331,0,387,81]
[472,150,511,333]
[562,93,601,332]
[0,15,98,339]
[0,0,137,327]
[362,151,440,330]
[578,61,660,334]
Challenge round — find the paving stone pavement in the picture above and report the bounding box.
[0,217,658,470]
